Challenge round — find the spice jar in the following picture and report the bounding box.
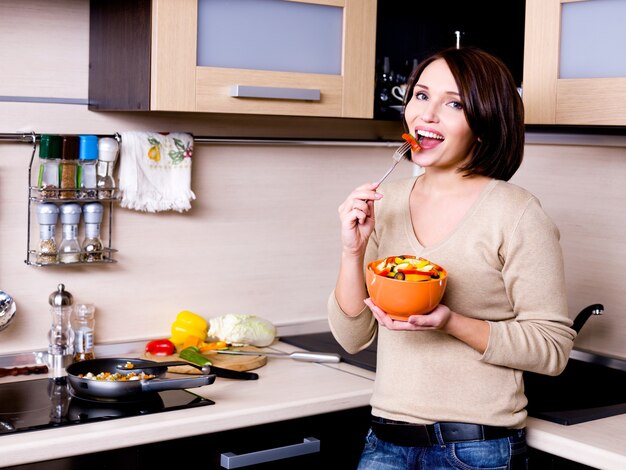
[58,203,82,263]
[48,284,75,379]
[36,203,59,264]
[37,134,61,199]
[72,303,96,362]
[81,202,104,262]
[78,135,98,199]
[59,135,79,200]
[97,137,119,199]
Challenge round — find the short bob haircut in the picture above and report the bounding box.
[403,47,524,182]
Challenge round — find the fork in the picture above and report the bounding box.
[376,141,411,185]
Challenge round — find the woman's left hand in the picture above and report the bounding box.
[364,298,452,331]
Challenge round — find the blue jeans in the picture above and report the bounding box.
[357,426,528,470]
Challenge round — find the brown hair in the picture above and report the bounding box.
[403,47,524,181]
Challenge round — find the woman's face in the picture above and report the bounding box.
[404,58,476,171]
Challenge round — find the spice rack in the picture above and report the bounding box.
[24,136,118,267]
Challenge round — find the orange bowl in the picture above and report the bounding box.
[365,256,448,320]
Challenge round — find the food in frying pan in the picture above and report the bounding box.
[77,371,156,381]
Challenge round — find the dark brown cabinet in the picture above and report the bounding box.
[374,0,526,120]
[6,406,372,469]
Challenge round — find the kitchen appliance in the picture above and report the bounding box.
[0,376,214,436]
[281,332,377,372]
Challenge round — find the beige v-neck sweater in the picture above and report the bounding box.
[328,177,576,428]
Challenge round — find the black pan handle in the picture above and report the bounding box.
[210,365,258,380]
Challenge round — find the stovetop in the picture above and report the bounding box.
[282,332,377,372]
[0,377,214,435]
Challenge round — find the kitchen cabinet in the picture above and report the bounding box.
[528,448,597,470]
[88,0,376,119]
[5,406,372,469]
[523,0,626,125]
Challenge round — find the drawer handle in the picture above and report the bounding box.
[220,437,321,468]
[230,85,321,101]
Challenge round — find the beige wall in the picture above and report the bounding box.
[512,140,626,358]
[1,1,625,360]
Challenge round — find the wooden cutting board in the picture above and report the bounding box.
[143,346,267,374]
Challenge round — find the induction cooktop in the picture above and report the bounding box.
[0,377,214,435]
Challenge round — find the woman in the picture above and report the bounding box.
[328,47,576,469]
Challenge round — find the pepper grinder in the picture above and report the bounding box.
[81,202,104,262]
[47,284,75,379]
[58,203,82,264]
[36,203,60,265]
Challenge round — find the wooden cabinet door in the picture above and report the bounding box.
[150,0,376,118]
[523,0,626,125]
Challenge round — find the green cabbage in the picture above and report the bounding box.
[208,314,276,347]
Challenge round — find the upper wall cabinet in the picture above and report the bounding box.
[523,0,626,125]
[88,0,377,118]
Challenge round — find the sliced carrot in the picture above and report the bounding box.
[402,133,421,152]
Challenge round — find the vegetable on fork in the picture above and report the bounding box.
[401,133,421,152]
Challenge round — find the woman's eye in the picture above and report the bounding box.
[448,101,464,110]
[415,91,428,101]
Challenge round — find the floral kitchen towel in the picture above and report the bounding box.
[118,131,195,212]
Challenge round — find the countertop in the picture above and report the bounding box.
[1,341,625,470]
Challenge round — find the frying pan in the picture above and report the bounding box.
[66,358,217,400]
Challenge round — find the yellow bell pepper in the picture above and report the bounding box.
[170,310,208,347]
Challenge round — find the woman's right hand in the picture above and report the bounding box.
[337,182,382,255]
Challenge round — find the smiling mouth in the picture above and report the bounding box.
[416,129,444,146]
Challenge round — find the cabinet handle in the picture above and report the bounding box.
[220,437,321,468]
[230,85,321,101]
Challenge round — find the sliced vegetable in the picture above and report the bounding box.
[371,255,443,281]
[199,341,228,353]
[145,338,176,356]
[179,346,213,366]
[182,335,229,352]
[402,133,421,152]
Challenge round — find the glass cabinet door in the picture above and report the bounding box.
[197,0,343,75]
[523,0,626,125]
[150,0,377,118]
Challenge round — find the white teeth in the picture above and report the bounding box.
[416,130,444,140]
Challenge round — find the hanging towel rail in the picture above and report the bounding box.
[0,132,401,148]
